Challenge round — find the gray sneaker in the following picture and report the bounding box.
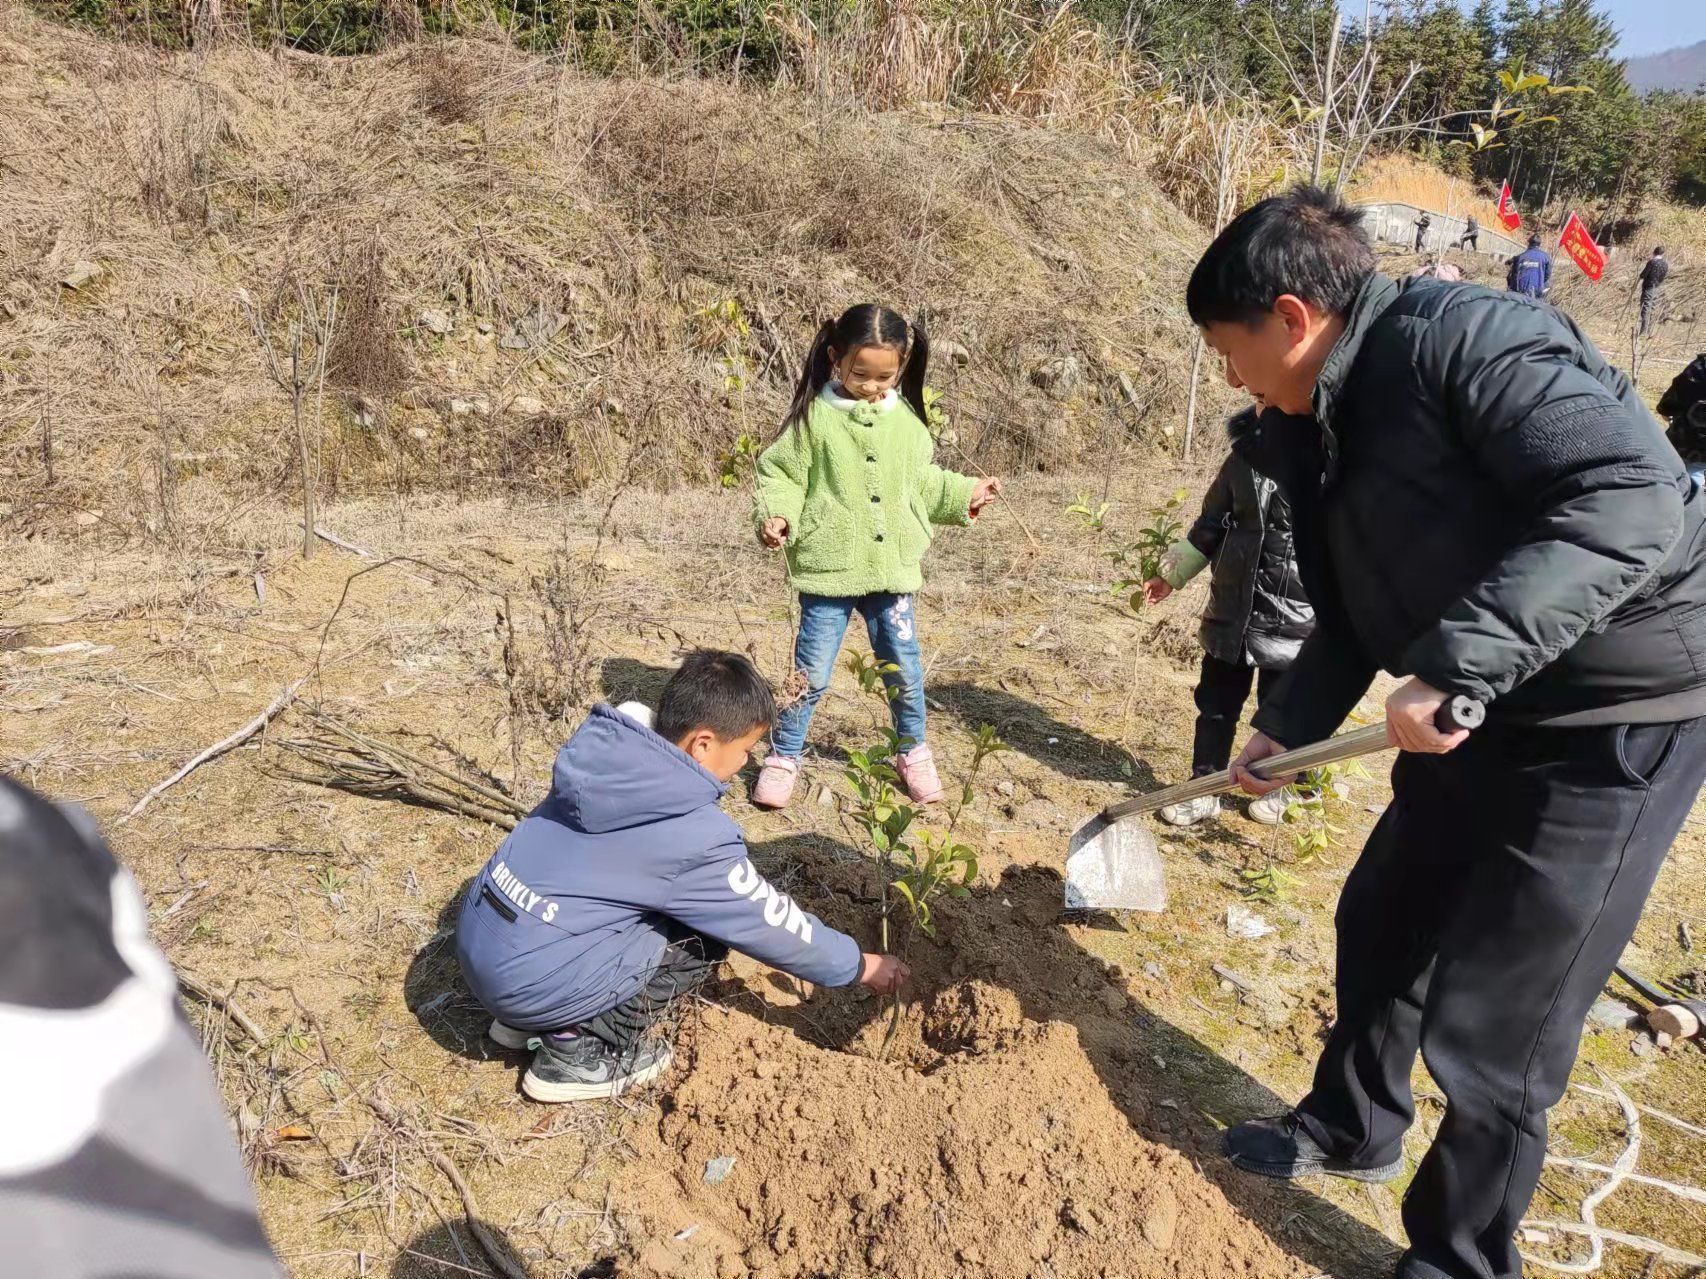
[487,1019,533,1051]
[522,1033,674,1103]
[1157,794,1219,827]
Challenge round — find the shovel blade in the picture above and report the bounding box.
[1064,813,1167,912]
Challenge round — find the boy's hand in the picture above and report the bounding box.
[1141,576,1172,605]
[968,476,1002,519]
[1231,731,1293,796]
[760,516,789,548]
[858,952,910,995]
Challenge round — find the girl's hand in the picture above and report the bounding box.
[760,516,789,548]
[858,952,911,995]
[1141,576,1173,605]
[968,476,1003,519]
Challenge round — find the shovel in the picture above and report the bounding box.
[1064,695,1486,913]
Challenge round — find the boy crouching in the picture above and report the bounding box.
[456,650,907,1102]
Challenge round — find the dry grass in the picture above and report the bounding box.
[1350,153,1503,227]
[0,7,1237,530]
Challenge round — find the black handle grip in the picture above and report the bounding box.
[1434,695,1485,733]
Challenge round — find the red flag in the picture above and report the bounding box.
[1559,212,1606,281]
[1497,180,1522,231]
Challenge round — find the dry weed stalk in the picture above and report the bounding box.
[274,707,527,830]
[237,284,339,558]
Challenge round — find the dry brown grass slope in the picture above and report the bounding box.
[0,6,1228,541]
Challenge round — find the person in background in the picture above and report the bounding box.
[1408,260,1462,284]
[1638,246,1669,338]
[1506,233,1552,299]
[0,779,281,1277]
[1456,215,1478,252]
[1140,407,1315,828]
[1413,210,1431,252]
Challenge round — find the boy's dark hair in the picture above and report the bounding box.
[1528,234,1542,248]
[655,650,776,744]
[781,303,930,433]
[1186,185,1376,326]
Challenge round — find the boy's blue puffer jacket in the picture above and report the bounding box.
[454,704,862,1032]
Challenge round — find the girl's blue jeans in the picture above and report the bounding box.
[772,593,926,758]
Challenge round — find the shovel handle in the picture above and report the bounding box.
[1100,695,1484,823]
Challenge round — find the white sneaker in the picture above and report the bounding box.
[1248,785,1310,826]
[1157,794,1219,827]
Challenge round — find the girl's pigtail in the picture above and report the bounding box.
[899,319,932,430]
[780,319,837,434]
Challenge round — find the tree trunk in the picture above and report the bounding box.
[1311,14,1342,186]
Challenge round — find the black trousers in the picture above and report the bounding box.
[1191,652,1283,777]
[1296,717,1706,1279]
[578,922,727,1052]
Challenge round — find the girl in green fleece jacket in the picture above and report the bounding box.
[750,304,1002,810]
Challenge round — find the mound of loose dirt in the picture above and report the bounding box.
[625,999,1310,1279]
[603,854,1323,1279]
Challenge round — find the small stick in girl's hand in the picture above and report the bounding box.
[943,435,1041,554]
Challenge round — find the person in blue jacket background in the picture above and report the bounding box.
[456,649,908,1103]
[1506,234,1552,299]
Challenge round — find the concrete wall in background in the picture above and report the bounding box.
[1358,201,1524,260]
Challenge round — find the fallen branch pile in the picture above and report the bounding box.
[273,708,527,829]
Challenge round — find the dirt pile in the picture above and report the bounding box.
[604,855,1324,1279]
[628,998,1312,1279]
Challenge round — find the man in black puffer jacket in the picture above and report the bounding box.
[1184,186,1706,1279]
[1142,408,1314,827]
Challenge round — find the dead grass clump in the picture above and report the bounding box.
[412,42,480,124]
[325,232,410,410]
[134,76,233,229]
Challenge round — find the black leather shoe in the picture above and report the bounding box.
[1223,1112,1403,1183]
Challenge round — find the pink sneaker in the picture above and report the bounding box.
[752,755,800,809]
[898,744,944,805]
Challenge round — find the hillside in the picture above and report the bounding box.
[1627,39,1706,94]
[6,8,1706,1279]
[0,9,1226,535]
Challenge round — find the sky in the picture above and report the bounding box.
[1595,0,1706,58]
[1342,1,1706,58]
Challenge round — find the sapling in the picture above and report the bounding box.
[1109,488,1190,611]
[1238,761,1366,903]
[839,653,1005,1054]
[1065,492,1111,532]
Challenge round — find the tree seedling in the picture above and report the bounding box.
[839,654,1005,1055]
[1066,492,1111,532]
[1238,761,1366,903]
[1109,488,1189,611]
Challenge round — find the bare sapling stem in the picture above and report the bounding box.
[290,321,315,559]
